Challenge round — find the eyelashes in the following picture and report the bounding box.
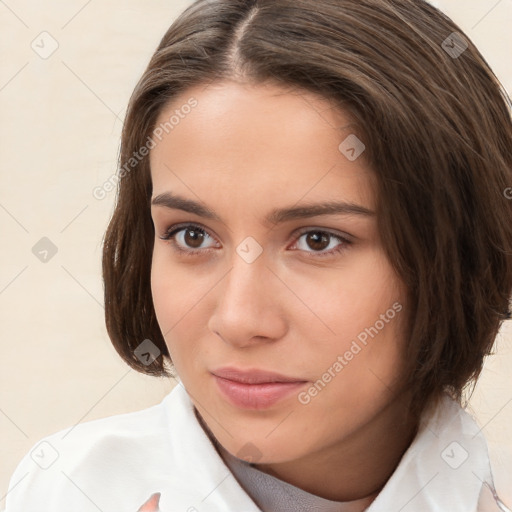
[158,222,353,259]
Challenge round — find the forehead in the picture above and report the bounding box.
[149,80,375,212]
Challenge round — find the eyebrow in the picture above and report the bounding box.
[151,191,375,225]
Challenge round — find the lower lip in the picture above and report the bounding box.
[213,375,307,409]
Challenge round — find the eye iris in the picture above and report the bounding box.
[307,232,330,251]
[184,228,205,248]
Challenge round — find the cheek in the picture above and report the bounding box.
[150,252,178,333]
[150,250,213,371]
[301,253,406,390]
[287,249,403,344]
[150,247,201,324]
[150,252,192,352]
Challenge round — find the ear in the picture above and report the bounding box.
[137,492,161,511]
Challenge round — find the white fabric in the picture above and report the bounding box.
[3,381,510,512]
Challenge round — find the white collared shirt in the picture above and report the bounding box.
[3,382,510,511]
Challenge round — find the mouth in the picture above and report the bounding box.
[211,367,308,409]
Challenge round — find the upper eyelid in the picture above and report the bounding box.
[162,222,352,246]
[162,222,215,239]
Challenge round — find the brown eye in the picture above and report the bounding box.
[159,223,219,256]
[292,229,352,258]
[305,232,330,251]
[182,227,206,249]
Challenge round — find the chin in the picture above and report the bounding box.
[216,428,313,465]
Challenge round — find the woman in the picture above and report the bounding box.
[5,0,512,510]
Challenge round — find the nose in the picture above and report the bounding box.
[207,251,288,348]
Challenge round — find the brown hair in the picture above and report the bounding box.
[102,0,512,421]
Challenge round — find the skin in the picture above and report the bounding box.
[149,79,417,505]
[137,493,160,511]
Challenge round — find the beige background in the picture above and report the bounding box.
[1,0,511,506]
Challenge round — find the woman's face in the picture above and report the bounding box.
[150,79,409,464]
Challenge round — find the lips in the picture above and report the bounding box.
[211,367,308,409]
[212,367,305,384]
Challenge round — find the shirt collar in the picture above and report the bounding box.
[364,393,501,511]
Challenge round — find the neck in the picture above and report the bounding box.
[195,390,419,504]
[253,393,419,502]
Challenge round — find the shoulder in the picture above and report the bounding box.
[4,384,186,512]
